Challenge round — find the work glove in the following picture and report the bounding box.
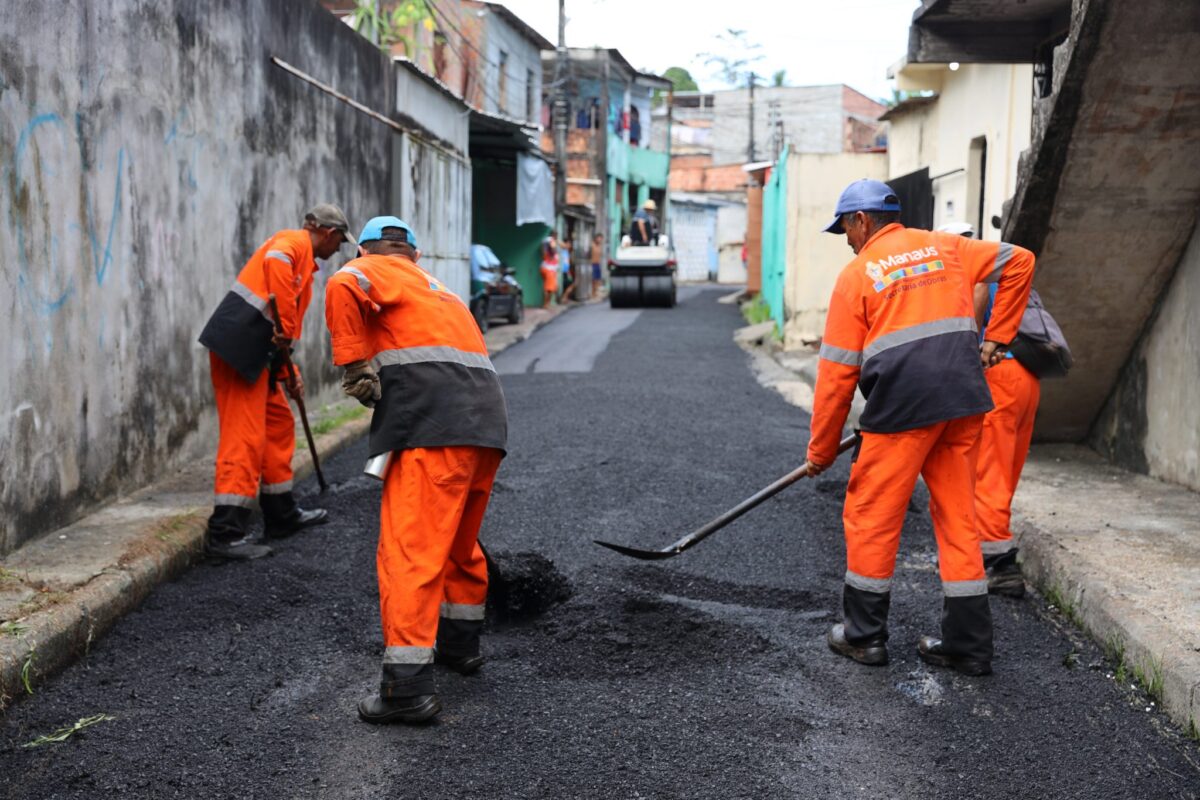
[342,359,381,408]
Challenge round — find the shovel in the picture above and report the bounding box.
[267,294,329,492]
[594,433,859,560]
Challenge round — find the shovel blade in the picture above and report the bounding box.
[592,539,679,561]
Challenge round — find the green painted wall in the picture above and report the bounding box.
[472,159,551,307]
[761,145,789,333]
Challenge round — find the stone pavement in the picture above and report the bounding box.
[743,332,1200,735]
[0,301,571,708]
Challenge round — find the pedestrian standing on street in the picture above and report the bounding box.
[940,222,1042,599]
[197,204,354,560]
[540,232,559,308]
[590,233,605,296]
[808,180,1035,676]
[325,216,508,724]
[560,238,577,303]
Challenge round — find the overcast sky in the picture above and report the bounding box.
[496,0,918,100]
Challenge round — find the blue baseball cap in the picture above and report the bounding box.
[822,179,901,233]
[357,216,419,250]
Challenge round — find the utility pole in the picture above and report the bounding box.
[598,49,610,275]
[747,71,756,163]
[553,0,568,249]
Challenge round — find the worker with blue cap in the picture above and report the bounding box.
[804,179,1037,677]
[325,216,508,724]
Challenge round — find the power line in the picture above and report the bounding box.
[424,0,513,113]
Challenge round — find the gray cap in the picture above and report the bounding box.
[306,203,356,245]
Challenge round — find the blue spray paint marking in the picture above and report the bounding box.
[87,147,125,287]
[12,113,76,315]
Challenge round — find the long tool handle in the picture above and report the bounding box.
[268,294,329,492]
[656,433,859,556]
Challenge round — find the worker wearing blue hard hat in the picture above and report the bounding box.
[325,215,508,725]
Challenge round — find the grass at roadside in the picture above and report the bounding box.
[298,404,369,449]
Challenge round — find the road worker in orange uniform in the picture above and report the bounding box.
[943,222,1040,599]
[806,180,1035,676]
[198,205,354,560]
[324,216,508,724]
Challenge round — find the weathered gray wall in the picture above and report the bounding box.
[0,0,394,554]
[1091,216,1200,492]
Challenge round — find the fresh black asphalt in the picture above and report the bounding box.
[2,288,1198,798]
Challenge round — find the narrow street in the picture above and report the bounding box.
[2,289,1198,799]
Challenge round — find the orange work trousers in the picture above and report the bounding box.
[844,414,987,595]
[378,446,503,675]
[975,359,1040,555]
[210,352,295,508]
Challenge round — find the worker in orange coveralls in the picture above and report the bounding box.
[806,180,1034,676]
[325,216,508,724]
[198,205,354,560]
[942,222,1039,599]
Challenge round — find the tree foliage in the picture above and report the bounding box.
[349,0,434,55]
[663,67,699,93]
[699,29,765,89]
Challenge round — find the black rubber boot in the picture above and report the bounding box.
[827,623,888,666]
[435,616,484,674]
[842,584,891,644]
[359,664,440,724]
[918,636,992,676]
[984,548,1025,598]
[205,506,272,560]
[357,693,441,724]
[260,491,328,539]
[919,594,994,675]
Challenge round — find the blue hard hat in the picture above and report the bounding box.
[822,179,901,233]
[357,216,419,250]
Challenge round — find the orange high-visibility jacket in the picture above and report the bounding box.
[807,223,1035,465]
[199,230,318,382]
[325,254,508,456]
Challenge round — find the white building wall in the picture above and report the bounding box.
[716,203,748,284]
[892,63,1032,239]
[782,151,888,349]
[482,16,543,124]
[671,202,716,282]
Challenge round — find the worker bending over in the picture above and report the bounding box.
[325,216,508,724]
[941,222,1043,599]
[807,180,1034,676]
[198,204,354,560]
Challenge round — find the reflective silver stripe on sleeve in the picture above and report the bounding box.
[819,343,863,367]
[229,279,275,324]
[374,346,496,372]
[983,242,1014,284]
[260,480,293,495]
[214,493,255,508]
[440,602,486,621]
[265,249,294,266]
[980,538,1015,555]
[943,579,989,597]
[382,646,435,664]
[845,570,892,594]
[338,265,371,292]
[863,316,977,362]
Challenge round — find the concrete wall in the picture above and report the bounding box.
[891,63,1032,240]
[713,85,846,163]
[481,12,542,125]
[716,203,748,285]
[1092,217,1200,492]
[781,151,888,348]
[0,0,395,555]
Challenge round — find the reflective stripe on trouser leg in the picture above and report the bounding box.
[975,360,1040,546]
[260,379,295,493]
[437,448,502,657]
[841,427,941,641]
[210,351,268,505]
[378,447,500,689]
[922,414,993,659]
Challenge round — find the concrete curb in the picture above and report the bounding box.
[0,412,369,710]
[744,335,1200,735]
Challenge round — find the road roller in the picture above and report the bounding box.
[608,236,677,309]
